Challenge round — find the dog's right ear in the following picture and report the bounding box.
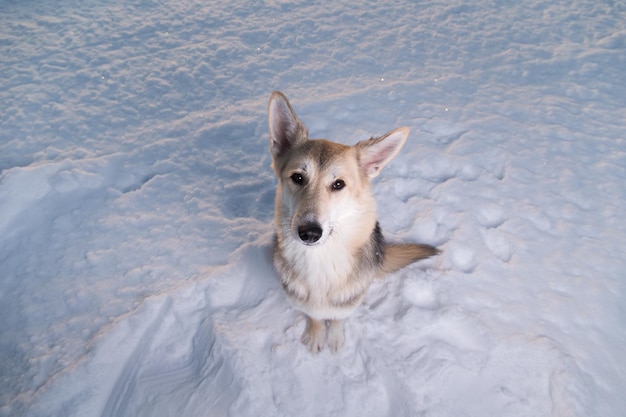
[268,91,308,158]
[356,127,410,179]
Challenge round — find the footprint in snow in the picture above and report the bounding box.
[449,245,477,273]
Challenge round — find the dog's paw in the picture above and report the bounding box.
[301,318,325,353]
[326,320,345,353]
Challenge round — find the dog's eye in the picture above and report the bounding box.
[290,173,304,185]
[331,179,345,191]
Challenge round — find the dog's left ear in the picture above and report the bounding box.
[356,127,410,179]
[268,91,308,158]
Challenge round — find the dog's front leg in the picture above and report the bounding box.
[301,316,325,353]
[326,319,345,352]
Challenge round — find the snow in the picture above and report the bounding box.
[1,0,625,416]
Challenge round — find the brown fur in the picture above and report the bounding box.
[383,244,441,274]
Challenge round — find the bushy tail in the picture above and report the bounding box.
[382,243,439,274]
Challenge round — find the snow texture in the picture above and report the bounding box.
[1,0,625,416]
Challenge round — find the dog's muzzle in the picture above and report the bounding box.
[297,222,323,244]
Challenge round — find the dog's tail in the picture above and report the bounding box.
[382,243,439,274]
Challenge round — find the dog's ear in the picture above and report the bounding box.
[268,91,308,158]
[356,127,410,179]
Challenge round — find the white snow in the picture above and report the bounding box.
[1,0,625,416]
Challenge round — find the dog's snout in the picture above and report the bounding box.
[298,222,323,244]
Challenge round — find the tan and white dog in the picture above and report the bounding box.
[268,91,438,353]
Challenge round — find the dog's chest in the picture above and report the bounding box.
[289,239,354,289]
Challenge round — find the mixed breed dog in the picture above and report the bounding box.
[268,91,439,353]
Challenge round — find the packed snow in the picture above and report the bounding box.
[1,0,625,416]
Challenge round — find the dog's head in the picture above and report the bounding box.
[268,91,410,246]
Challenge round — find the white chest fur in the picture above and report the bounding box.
[276,232,374,320]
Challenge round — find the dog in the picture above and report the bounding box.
[268,91,438,353]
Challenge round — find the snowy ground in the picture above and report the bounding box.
[1,0,625,416]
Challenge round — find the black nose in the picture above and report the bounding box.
[298,222,323,244]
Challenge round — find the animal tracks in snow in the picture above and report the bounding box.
[391,166,512,275]
[386,121,514,273]
[475,205,507,229]
[449,244,478,273]
[482,229,513,263]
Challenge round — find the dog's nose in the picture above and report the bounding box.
[298,222,323,244]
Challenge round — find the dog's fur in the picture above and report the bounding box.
[268,91,438,353]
